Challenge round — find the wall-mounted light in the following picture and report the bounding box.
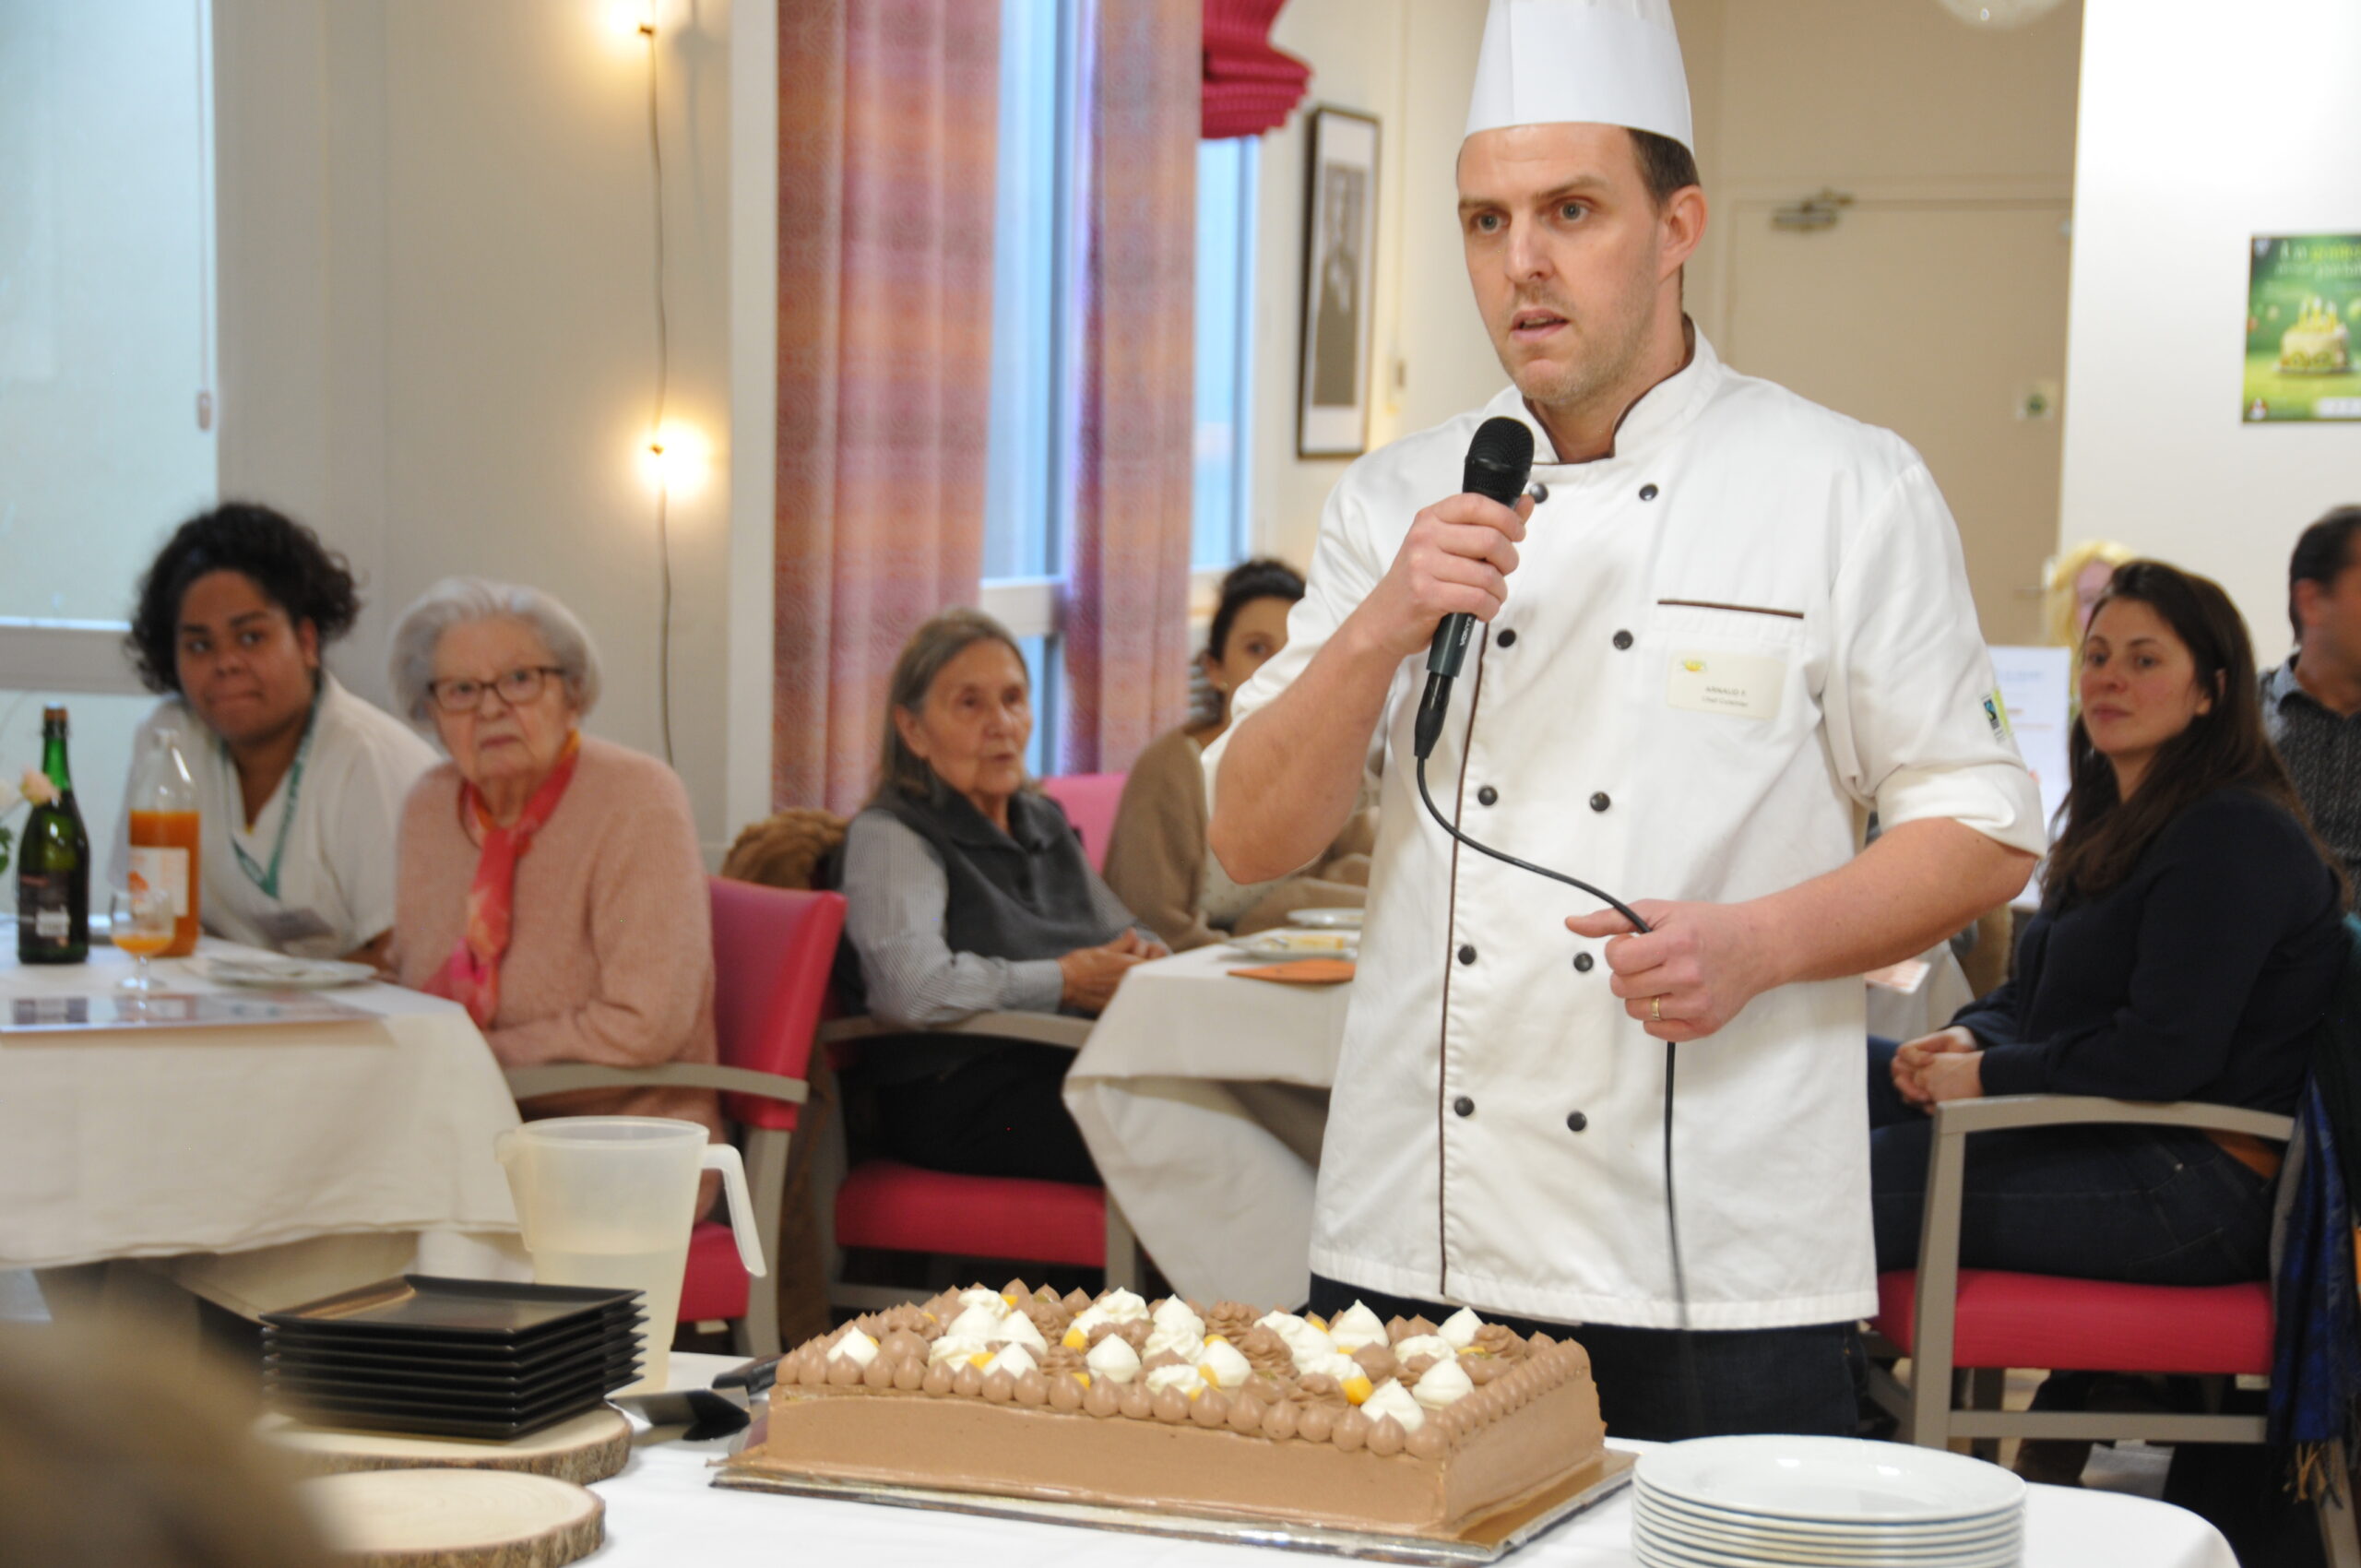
[605,0,655,42]
[641,422,709,497]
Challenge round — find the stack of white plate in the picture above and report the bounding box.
[1632,1435,2025,1567]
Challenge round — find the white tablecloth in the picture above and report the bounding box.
[0,938,526,1313]
[585,1356,2236,1568]
[1064,945,1351,1308]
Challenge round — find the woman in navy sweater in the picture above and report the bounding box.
[1870,561,2345,1284]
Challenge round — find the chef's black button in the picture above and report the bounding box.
[1572,952,1595,973]
[1453,1096,1476,1118]
[1589,792,1611,813]
[1457,944,1477,966]
[1526,481,1549,505]
[1477,786,1498,807]
[1496,628,1517,647]
[1565,1111,1589,1133]
[1612,629,1632,650]
[1640,483,1659,502]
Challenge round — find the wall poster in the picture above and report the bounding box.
[2243,232,2361,422]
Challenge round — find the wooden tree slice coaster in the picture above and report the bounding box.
[300,1469,603,1568]
[256,1407,631,1486]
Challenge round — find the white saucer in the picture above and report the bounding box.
[1636,1483,2020,1542]
[201,955,381,991]
[1223,930,1358,961]
[1636,1435,2024,1526]
[1284,907,1364,930]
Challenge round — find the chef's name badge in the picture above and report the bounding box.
[1666,649,1786,721]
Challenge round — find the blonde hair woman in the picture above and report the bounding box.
[2042,539,2136,650]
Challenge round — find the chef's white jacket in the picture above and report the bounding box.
[1208,333,2044,1329]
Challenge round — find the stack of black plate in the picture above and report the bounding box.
[261,1276,644,1439]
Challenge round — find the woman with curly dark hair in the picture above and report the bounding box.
[114,503,436,965]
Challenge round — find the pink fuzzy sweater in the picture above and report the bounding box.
[393,736,722,1142]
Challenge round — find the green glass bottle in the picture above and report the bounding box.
[18,706,89,964]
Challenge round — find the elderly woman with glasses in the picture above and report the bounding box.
[386,577,722,1162]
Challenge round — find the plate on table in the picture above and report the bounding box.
[1285,907,1364,930]
[1635,1434,2024,1526]
[200,953,381,990]
[1223,929,1358,961]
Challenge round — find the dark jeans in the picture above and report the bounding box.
[1307,1274,1857,1443]
[1867,1038,2272,1282]
[876,1042,1099,1185]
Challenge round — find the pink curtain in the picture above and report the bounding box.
[1059,0,1201,776]
[775,2,1000,814]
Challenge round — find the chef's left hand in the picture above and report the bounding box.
[1565,900,1780,1042]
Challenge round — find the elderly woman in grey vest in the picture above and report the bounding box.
[837,608,1165,1183]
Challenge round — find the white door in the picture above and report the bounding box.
[1714,195,2072,647]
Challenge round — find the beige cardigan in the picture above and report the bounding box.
[1102,726,1373,952]
[392,736,724,1141]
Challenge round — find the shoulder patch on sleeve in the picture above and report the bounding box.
[1983,688,2012,742]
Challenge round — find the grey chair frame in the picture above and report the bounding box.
[1865,1093,2359,1566]
[814,1011,1140,1311]
[503,1061,809,1359]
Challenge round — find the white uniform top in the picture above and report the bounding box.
[1209,333,2044,1330]
[113,675,440,958]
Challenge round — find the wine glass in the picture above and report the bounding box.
[109,885,175,993]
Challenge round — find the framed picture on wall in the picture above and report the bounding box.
[1297,106,1381,458]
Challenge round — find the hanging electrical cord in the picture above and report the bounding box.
[1414,754,1706,1437]
[640,15,675,766]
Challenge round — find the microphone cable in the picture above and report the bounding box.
[1414,751,1706,1438]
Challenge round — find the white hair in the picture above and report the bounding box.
[386,576,603,726]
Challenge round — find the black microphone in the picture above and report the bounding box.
[1413,416,1535,759]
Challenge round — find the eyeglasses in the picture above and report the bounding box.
[428,665,566,714]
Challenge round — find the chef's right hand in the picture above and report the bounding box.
[1347,492,1533,663]
[1057,939,1150,1014]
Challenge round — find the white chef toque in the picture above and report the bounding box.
[1463,0,1693,150]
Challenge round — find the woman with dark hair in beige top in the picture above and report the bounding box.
[1104,558,1372,951]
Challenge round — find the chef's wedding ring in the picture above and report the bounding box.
[1651,996,1663,1022]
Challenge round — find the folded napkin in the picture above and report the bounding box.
[1228,959,1355,986]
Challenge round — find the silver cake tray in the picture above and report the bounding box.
[710,1449,1635,1562]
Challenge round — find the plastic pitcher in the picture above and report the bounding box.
[494,1117,765,1393]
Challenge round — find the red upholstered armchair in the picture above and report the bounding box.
[1038,772,1126,873]
[502,879,842,1358]
[814,1007,1141,1313]
[1866,1093,2360,1566]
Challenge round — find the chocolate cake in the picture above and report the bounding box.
[733,1282,1613,1538]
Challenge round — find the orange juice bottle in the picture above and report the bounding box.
[126,731,201,957]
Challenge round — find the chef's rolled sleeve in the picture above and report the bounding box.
[1823,454,2046,856]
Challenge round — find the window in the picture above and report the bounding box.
[982,7,1260,766]
[983,0,1077,766]
[0,0,216,873]
[1192,137,1259,571]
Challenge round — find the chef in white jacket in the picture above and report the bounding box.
[1206,0,2044,1440]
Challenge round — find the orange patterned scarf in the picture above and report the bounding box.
[426,732,582,1028]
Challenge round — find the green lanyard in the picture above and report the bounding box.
[230,710,316,902]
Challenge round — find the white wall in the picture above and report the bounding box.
[1251,0,1502,570]
[214,0,744,853]
[2059,0,2361,658]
